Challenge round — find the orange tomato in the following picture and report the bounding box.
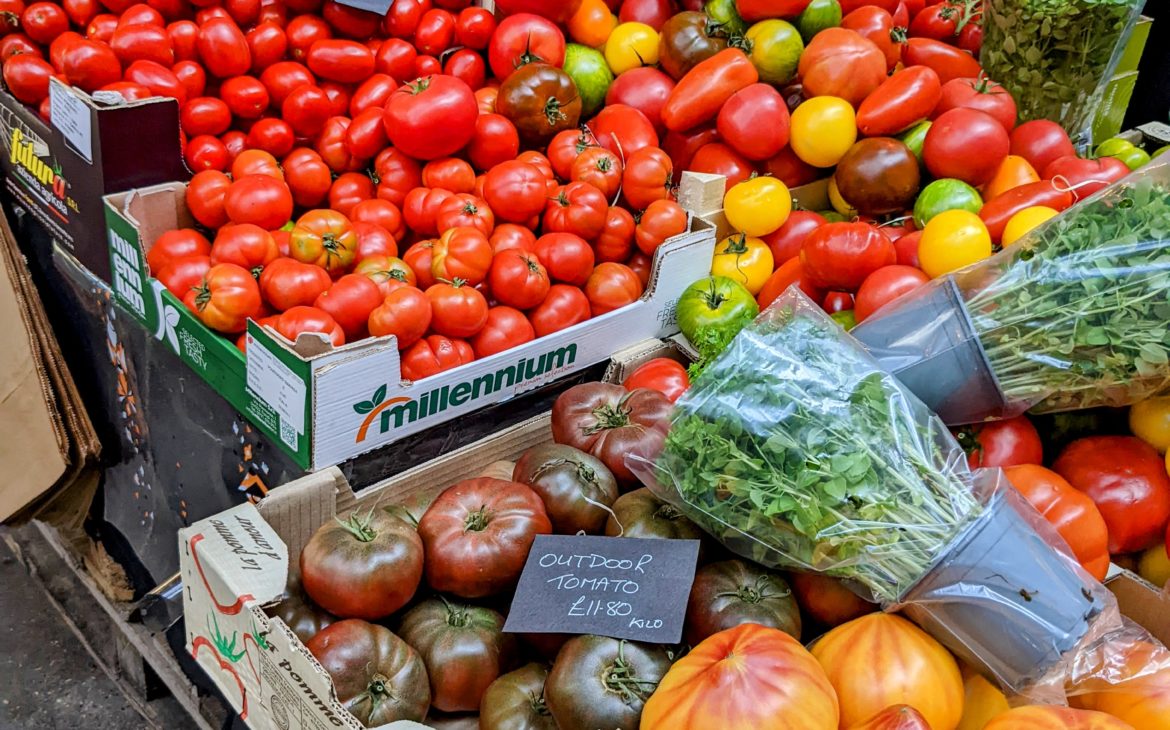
[811,614,964,730]
[642,624,839,730]
[1071,639,1170,730]
[848,705,932,730]
[568,0,617,48]
[981,154,1039,201]
[956,665,1010,730]
[1003,464,1111,580]
[984,706,1136,730]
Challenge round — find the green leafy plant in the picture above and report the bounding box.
[963,164,1170,412]
[648,295,982,603]
[980,0,1143,143]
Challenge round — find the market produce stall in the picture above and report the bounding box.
[2,0,1170,727]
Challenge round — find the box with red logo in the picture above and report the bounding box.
[0,77,187,281]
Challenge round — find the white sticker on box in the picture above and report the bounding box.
[49,80,93,164]
[246,337,307,435]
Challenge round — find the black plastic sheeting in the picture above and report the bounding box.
[7,200,604,595]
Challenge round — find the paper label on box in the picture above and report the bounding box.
[48,80,92,164]
[246,337,306,434]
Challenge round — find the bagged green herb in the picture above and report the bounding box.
[980,0,1146,146]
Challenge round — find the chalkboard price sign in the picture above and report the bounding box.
[503,534,701,644]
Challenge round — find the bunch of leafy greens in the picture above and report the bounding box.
[980,0,1143,143]
[963,164,1170,413]
[650,294,982,604]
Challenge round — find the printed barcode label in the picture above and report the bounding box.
[279,419,297,450]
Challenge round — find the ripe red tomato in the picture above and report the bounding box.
[589,104,659,158]
[174,63,208,100]
[495,0,581,24]
[547,128,597,181]
[954,415,1043,469]
[197,17,251,78]
[468,113,521,172]
[60,41,121,95]
[3,54,53,103]
[0,35,42,64]
[329,172,376,219]
[1041,156,1129,201]
[901,37,982,85]
[606,67,675,135]
[348,73,396,116]
[259,257,332,311]
[455,6,495,50]
[314,273,383,339]
[690,143,755,191]
[245,21,286,72]
[305,38,375,83]
[260,60,315,107]
[180,96,231,136]
[383,0,430,37]
[923,108,1009,186]
[351,221,398,263]
[286,14,331,61]
[426,280,489,338]
[717,84,790,161]
[322,0,380,38]
[571,147,623,201]
[528,284,591,337]
[534,232,595,287]
[1054,436,1170,554]
[224,174,294,230]
[763,210,827,264]
[618,0,671,28]
[86,13,118,42]
[275,305,345,347]
[183,263,263,333]
[210,223,279,273]
[801,222,897,292]
[384,75,478,161]
[283,148,333,208]
[401,335,475,380]
[621,146,673,210]
[186,169,232,228]
[471,306,535,358]
[373,148,423,208]
[935,77,1017,132]
[487,12,565,81]
[124,59,188,102]
[482,160,548,224]
[368,285,433,349]
[544,183,607,241]
[490,224,537,255]
[231,150,286,181]
[219,74,269,118]
[842,5,902,70]
[340,107,386,161]
[157,255,212,299]
[595,207,636,263]
[351,199,405,242]
[584,262,643,316]
[894,231,922,268]
[488,250,550,310]
[21,2,68,44]
[431,226,493,285]
[435,193,494,236]
[148,228,212,275]
[1008,120,1076,177]
[623,358,689,402]
[63,0,99,27]
[246,118,295,158]
[853,264,930,321]
[414,7,455,56]
[423,158,476,194]
[635,199,687,256]
[757,257,826,310]
[403,186,454,236]
[110,23,174,66]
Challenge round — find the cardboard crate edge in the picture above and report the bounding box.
[104,178,718,471]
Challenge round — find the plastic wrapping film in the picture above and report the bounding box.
[854,159,1170,425]
[980,0,1146,147]
[629,289,1116,694]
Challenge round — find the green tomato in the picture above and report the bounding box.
[913,178,984,228]
[898,120,932,164]
[819,210,848,222]
[705,0,748,36]
[563,44,614,118]
[676,276,759,346]
[830,310,857,331]
[1094,137,1135,158]
[1111,146,1151,171]
[1154,145,1170,159]
[797,0,842,43]
[744,20,804,86]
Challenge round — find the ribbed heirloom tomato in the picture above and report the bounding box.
[314,274,383,340]
[183,263,262,333]
[259,258,332,311]
[275,305,346,346]
[472,306,535,358]
[431,226,493,285]
[529,285,591,337]
[1004,465,1110,581]
[400,335,474,381]
[368,285,432,349]
[584,262,642,316]
[426,280,489,338]
[209,223,279,274]
[290,209,358,275]
[488,250,549,310]
[543,182,607,241]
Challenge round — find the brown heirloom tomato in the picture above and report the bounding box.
[605,487,707,541]
[417,478,552,598]
[658,11,728,81]
[833,138,921,216]
[306,620,430,725]
[545,636,671,730]
[300,509,423,620]
[497,63,583,147]
[268,587,335,645]
[398,598,519,713]
[513,444,620,535]
[552,383,673,486]
[685,560,801,646]
[480,663,558,730]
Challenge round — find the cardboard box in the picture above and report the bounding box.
[105,177,719,471]
[0,79,187,281]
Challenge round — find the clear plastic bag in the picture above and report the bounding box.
[630,289,1115,693]
[980,0,1147,147]
[854,159,1170,425]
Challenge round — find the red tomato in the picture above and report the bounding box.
[260,61,315,107]
[185,135,230,171]
[404,240,437,288]
[589,104,658,158]
[0,35,42,64]
[245,21,286,72]
[313,273,382,339]
[184,263,263,333]
[246,118,295,158]
[306,39,374,83]
[426,280,489,338]
[488,250,550,310]
[329,172,376,219]
[373,38,415,80]
[635,199,687,256]
[853,264,929,321]
[954,415,1043,469]
[369,286,432,348]
[855,65,943,137]
[547,128,597,181]
[3,54,53,103]
[180,96,232,136]
[124,59,187,102]
[355,254,415,296]
[197,17,251,79]
[622,146,673,210]
[594,207,636,263]
[893,230,922,268]
[435,193,494,236]
[156,255,212,299]
[487,12,565,81]
[822,291,854,314]
[21,2,68,44]
[224,175,293,230]
[516,150,556,182]
[618,0,672,28]
[351,198,405,241]
[431,226,493,285]
[801,222,896,292]
[414,8,455,56]
[490,224,537,255]
[86,13,118,42]
[528,284,591,337]
[219,75,269,118]
[689,143,755,191]
[1009,120,1076,177]
[99,80,154,102]
[763,210,827,264]
[322,0,380,38]
[374,147,423,208]
[584,262,643,316]
[495,0,582,24]
[606,67,675,135]
[535,232,595,286]
[186,169,232,228]
[716,83,789,162]
[764,145,820,188]
[935,76,1017,132]
[423,158,476,194]
[282,148,331,208]
[384,75,478,161]
[901,37,981,85]
[167,20,198,60]
[1054,436,1170,554]
[286,14,331,61]
[468,113,521,172]
[58,39,122,92]
[259,257,332,311]
[401,187,451,237]
[275,305,345,347]
[118,3,164,26]
[842,6,902,70]
[923,108,1009,186]
[798,28,886,107]
[454,6,495,50]
[471,306,535,358]
[544,182,607,241]
[210,223,279,274]
[571,147,623,200]
[623,358,689,402]
[110,23,174,67]
[351,221,398,262]
[148,228,212,275]
[1041,156,1130,201]
[383,0,429,37]
[63,0,99,27]
[757,257,826,310]
[413,54,441,76]
[349,73,396,116]
[401,334,475,380]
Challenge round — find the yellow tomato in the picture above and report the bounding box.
[828,176,858,217]
[723,177,792,236]
[981,154,1040,200]
[918,210,993,278]
[956,665,1010,730]
[711,233,774,295]
[1002,205,1058,247]
[1130,395,1170,452]
[1139,543,1170,588]
[790,96,857,168]
[568,0,617,48]
[604,22,659,74]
